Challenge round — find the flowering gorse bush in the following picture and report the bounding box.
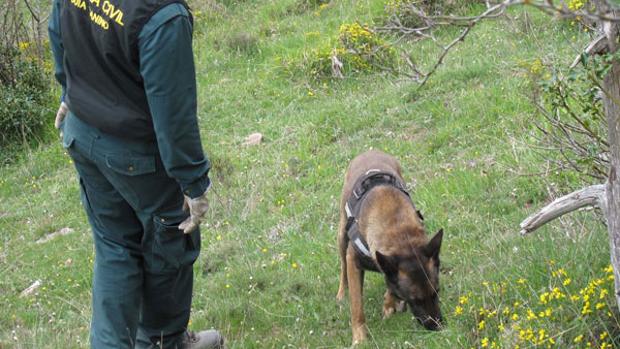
[455,262,619,348]
[307,23,397,79]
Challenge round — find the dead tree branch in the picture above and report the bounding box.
[520,184,607,235]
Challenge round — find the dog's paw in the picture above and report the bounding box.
[383,304,396,319]
[395,300,406,312]
[351,327,367,346]
[382,290,404,318]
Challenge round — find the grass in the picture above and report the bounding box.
[1,0,618,348]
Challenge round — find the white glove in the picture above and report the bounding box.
[55,102,68,129]
[178,192,209,234]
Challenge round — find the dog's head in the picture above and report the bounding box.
[376,229,444,331]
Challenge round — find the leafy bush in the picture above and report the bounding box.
[531,54,610,182]
[307,23,398,79]
[0,47,51,146]
[0,0,53,150]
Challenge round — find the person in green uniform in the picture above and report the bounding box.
[48,0,224,348]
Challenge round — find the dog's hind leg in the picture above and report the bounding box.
[336,212,348,301]
[346,245,367,345]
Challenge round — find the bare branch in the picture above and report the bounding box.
[570,34,608,69]
[417,25,473,88]
[21,0,39,22]
[331,50,344,79]
[520,184,607,235]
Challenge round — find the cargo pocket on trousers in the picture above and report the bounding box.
[62,134,75,149]
[152,214,200,273]
[104,154,156,176]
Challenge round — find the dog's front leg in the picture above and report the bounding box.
[346,245,367,345]
[383,289,406,319]
[336,213,348,301]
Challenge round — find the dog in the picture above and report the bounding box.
[336,150,444,345]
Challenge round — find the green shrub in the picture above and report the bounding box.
[532,54,609,183]
[0,47,51,146]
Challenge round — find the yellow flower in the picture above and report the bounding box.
[18,41,30,51]
[511,313,519,321]
[600,331,608,340]
[551,287,565,300]
[517,278,526,284]
[567,0,584,11]
[454,305,463,315]
[459,295,469,304]
[481,337,489,347]
[595,302,605,310]
[292,262,299,269]
[537,328,546,344]
[502,307,510,316]
[526,309,537,320]
[582,301,592,315]
[574,334,584,343]
[478,320,486,330]
[563,278,572,286]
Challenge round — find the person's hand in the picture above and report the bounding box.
[55,102,68,129]
[178,192,209,234]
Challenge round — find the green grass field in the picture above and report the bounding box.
[1,0,619,348]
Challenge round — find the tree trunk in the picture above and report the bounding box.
[602,54,620,310]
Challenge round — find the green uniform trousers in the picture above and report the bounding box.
[61,113,201,349]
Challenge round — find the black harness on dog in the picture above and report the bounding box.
[344,170,424,271]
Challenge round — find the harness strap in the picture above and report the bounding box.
[345,170,421,262]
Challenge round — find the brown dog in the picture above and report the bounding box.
[336,150,444,345]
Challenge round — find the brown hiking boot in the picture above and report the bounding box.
[181,330,225,349]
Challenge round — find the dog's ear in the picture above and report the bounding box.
[376,251,398,276]
[424,228,443,259]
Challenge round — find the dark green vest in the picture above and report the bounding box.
[61,0,191,140]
